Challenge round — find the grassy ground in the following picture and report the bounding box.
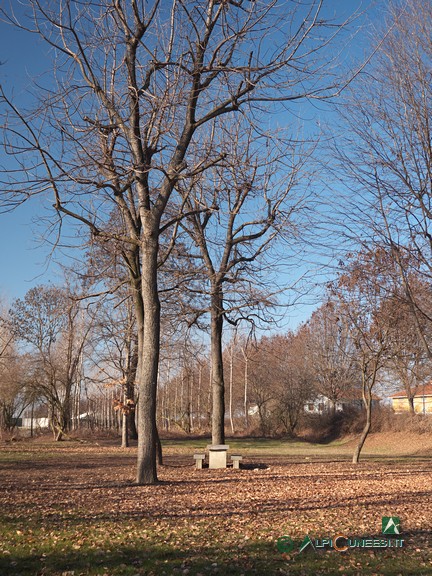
[0,434,431,575]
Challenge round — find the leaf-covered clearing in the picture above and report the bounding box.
[0,439,431,575]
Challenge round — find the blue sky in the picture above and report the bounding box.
[0,1,384,315]
[0,10,87,300]
[0,14,59,300]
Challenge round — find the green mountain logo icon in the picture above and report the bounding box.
[299,535,315,553]
[276,535,295,554]
[382,517,400,535]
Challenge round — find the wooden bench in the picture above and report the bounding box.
[193,453,206,469]
[231,455,243,469]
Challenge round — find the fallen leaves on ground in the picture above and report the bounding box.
[0,440,431,575]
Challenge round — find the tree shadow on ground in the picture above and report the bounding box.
[1,531,431,576]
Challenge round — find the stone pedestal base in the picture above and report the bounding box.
[207,444,230,469]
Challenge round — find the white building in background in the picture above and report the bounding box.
[304,394,343,415]
[21,417,49,429]
[304,393,381,415]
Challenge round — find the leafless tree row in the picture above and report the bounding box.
[3,0,432,475]
[0,0,362,482]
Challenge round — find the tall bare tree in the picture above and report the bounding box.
[247,331,314,436]
[271,331,315,437]
[1,0,360,483]
[334,0,432,363]
[333,250,392,463]
[178,119,310,444]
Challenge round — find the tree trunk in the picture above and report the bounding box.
[229,339,235,434]
[408,396,415,414]
[258,403,267,437]
[136,232,160,485]
[243,348,249,430]
[189,372,194,433]
[352,387,372,464]
[211,285,225,445]
[50,404,57,440]
[121,411,129,448]
[127,343,139,440]
[155,424,163,466]
[30,401,34,438]
[207,364,212,429]
[128,410,138,439]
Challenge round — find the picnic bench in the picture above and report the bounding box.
[193,453,206,469]
[230,454,243,469]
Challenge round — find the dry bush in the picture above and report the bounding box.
[301,408,364,443]
[372,405,432,434]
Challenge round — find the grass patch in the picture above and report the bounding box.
[1,514,431,575]
[2,514,430,576]
[161,436,355,456]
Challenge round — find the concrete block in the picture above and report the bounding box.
[207,444,230,469]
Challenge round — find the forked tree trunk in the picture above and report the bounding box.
[353,383,373,464]
[54,399,70,442]
[211,285,225,445]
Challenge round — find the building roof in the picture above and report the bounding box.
[314,391,382,402]
[338,391,381,402]
[390,383,432,399]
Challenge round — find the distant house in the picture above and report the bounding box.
[21,417,50,429]
[20,413,94,429]
[390,383,432,414]
[304,394,342,415]
[304,392,381,415]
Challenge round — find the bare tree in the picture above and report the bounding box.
[272,331,315,437]
[6,284,91,441]
[89,292,139,446]
[0,318,33,434]
[332,250,392,463]
[381,270,432,414]
[305,299,359,412]
[83,207,204,448]
[1,0,360,483]
[227,329,238,436]
[247,331,314,436]
[240,336,251,431]
[248,338,277,436]
[334,0,432,364]
[178,119,310,444]
[387,331,428,413]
